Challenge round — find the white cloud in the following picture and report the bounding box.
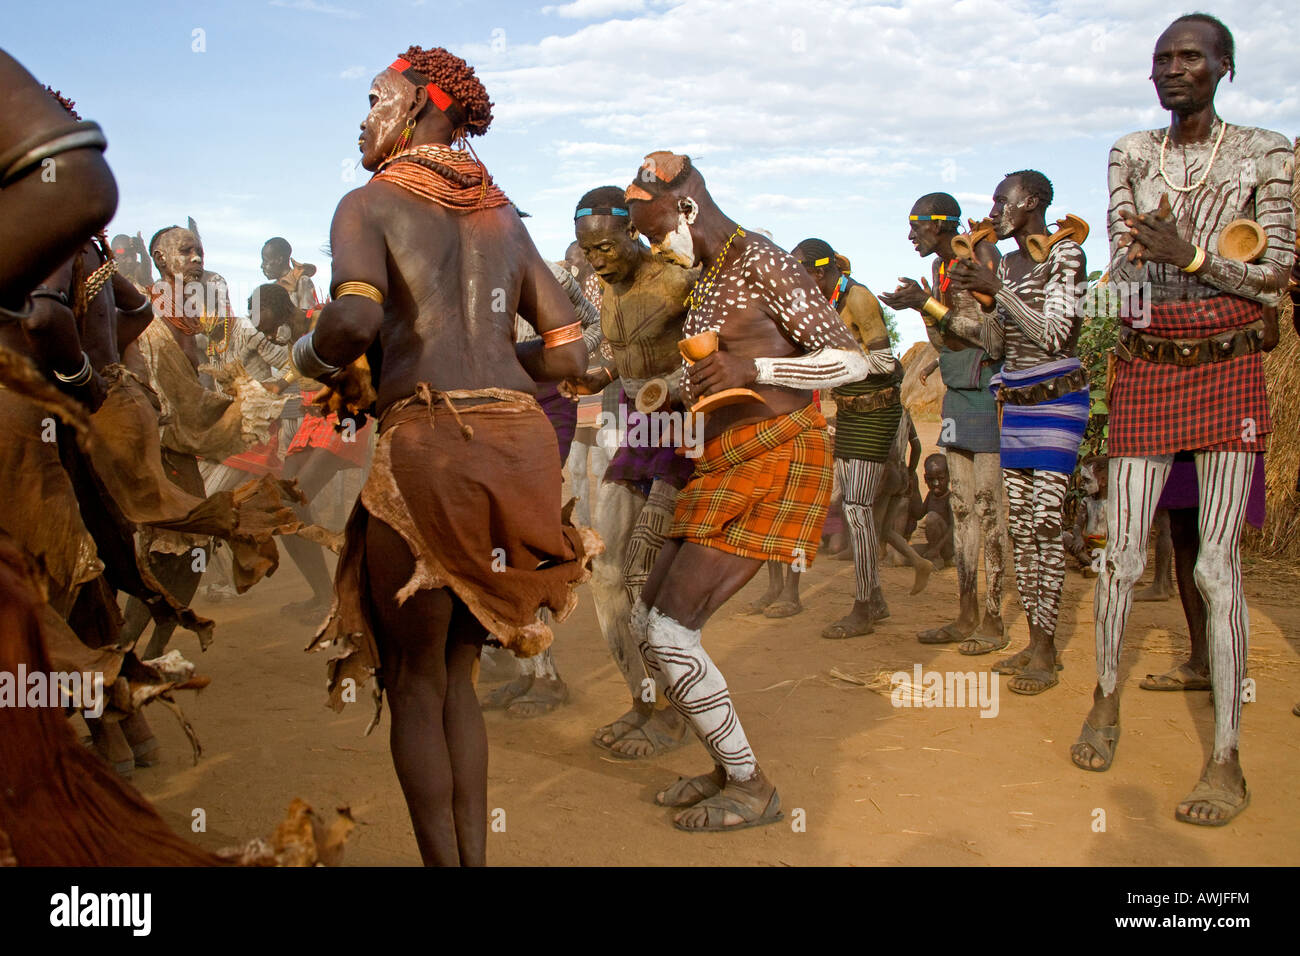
[268,0,361,19]
[542,0,648,19]
[457,0,1298,347]
[338,65,367,80]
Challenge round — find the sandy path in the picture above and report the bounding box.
[130,421,1300,865]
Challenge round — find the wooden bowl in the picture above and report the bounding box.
[635,378,669,413]
[1217,219,1267,263]
[678,330,719,362]
[691,387,764,414]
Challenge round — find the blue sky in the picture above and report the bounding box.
[8,0,1297,348]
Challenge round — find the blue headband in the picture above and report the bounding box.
[575,206,630,219]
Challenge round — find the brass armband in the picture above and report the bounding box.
[333,281,384,304]
[1181,245,1207,274]
[542,322,583,349]
[921,297,950,325]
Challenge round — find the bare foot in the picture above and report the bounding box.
[909,558,934,595]
[1134,581,1173,602]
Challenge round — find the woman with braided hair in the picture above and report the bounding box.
[298,46,597,865]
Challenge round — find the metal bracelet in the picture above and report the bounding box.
[120,295,153,316]
[53,351,93,387]
[292,333,340,380]
[0,121,107,189]
[30,286,70,307]
[0,296,34,323]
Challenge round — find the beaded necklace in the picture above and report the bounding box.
[1159,118,1226,194]
[151,283,202,336]
[685,226,745,312]
[204,313,231,360]
[373,143,510,210]
[829,274,849,310]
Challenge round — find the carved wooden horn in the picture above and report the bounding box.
[1027,213,1089,263]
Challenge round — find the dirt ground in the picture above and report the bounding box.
[125,419,1300,866]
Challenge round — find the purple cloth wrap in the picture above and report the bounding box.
[1157,453,1265,529]
[602,389,695,490]
[536,383,577,464]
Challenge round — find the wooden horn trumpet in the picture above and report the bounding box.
[1027,213,1089,263]
[678,330,766,415]
[950,218,997,307]
[1217,219,1267,263]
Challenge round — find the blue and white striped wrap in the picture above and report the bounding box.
[991,356,1089,474]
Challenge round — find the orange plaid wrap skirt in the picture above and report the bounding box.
[668,403,832,564]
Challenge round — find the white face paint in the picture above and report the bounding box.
[652,213,696,268]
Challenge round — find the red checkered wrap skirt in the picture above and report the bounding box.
[285,390,372,468]
[668,403,832,564]
[1108,295,1270,457]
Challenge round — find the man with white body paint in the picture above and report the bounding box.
[570,185,699,756]
[1073,13,1294,826]
[625,152,867,831]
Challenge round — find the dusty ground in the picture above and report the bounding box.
[124,420,1300,866]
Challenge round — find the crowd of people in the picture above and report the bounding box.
[0,10,1295,866]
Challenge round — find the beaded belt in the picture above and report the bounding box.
[998,367,1088,406]
[834,386,900,414]
[1115,320,1265,367]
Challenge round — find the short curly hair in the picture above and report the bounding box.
[397,45,494,137]
[1004,169,1053,208]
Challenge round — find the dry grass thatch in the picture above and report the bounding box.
[1248,294,1300,558]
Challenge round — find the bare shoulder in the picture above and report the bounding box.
[737,232,800,278]
[845,283,882,315]
[1229,124,1291,154]
[658,259,700,299]
[1111,130,1158,156]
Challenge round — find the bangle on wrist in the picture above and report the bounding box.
[121,295,153,316]
[921,297,950,323]
[1182,244,1207,274]
[53,351,93,387]
[31,286,70,307]
[291,333,341,381]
